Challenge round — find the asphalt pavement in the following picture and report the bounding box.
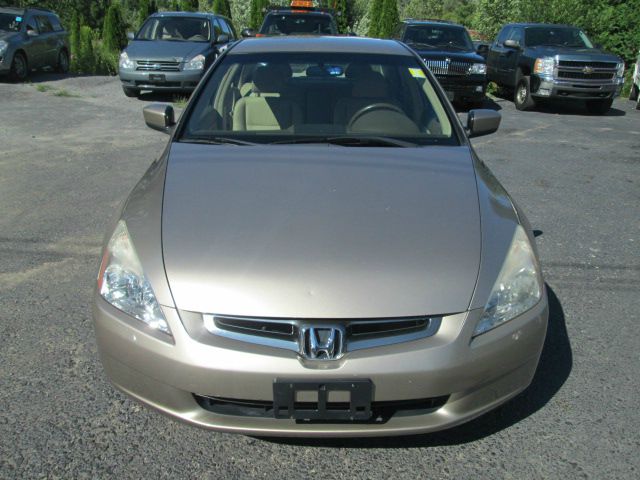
[1,74,639,479]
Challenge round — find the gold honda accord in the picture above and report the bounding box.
[93,36,548,437]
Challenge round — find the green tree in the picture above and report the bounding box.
[213,0,232,18]
[377,0,399,38]
[77,25,95,73]
[103,3,127,52]
[250,0,269,30]
[69,10,81,70]
[367,0,384,37]
[138,0,158,27]
[333,0,349,34]
[180,0,199,11]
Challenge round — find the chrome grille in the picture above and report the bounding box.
[555,60,617,83]
[203,314,441,354]
[136,60,181,72]
[558,60,617,69]
[423,59,472,76]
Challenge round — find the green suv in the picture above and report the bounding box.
[0,6,70,81]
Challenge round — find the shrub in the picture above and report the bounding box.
[103,4,127,52]
[77,26,95,74]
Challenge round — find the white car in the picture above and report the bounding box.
[630,50,640,109]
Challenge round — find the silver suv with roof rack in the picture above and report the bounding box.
[0,6,69,81]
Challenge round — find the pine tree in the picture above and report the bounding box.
[69,10,81,70]
[367,0,384,37]
[213,0,232,18]
[103,4,127,52]
[377,0,399,38]
[333,0,349,34]
[180,0,200,11]
[78,26,95,73]
[138,0,158,27]
[250,0,269,30]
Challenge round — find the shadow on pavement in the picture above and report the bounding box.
[454,96,502,113]
[259,285,571,449]
[0,71,101,84]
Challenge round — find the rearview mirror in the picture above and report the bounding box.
[143,104,176,134]
[241,28,256,38]
[127,31,135,41]
[504,39,520,49]
[466,109,501,138]
[216,33,229,44]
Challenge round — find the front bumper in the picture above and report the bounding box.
[119,69,204,92]
[436,74,487,103]
[0,49,15,75]
[532,74,623,100]
[93,294,548,437]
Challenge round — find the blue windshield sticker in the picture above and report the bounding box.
[16,16,23,21]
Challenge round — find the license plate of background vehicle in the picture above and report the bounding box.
[149,74,166,82]
[273,379,373,421]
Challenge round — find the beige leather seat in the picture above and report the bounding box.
[233,64,302,131]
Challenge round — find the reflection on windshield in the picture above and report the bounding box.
[525,27,593,48]
[404,26,473,51]
[181,52,457,146]
[0,13,22,32]
[261,15,333,35]
[137,17,210,42]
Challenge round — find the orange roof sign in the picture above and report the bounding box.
[291,0,314,7]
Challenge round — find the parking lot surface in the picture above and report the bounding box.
[1,74,639,479]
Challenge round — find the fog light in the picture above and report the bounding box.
[538,88,551,96]
[475,86,483,92]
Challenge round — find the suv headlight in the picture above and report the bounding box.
[0,40,8,56]
[469,63,487,75]
[119,51,134,70]
[184,54,205,70]
[616,62,625,78]
[474,225,542,336]
[98,221,171,335]
[533,57,555,76]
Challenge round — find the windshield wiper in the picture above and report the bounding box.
[180,137,258,146]
[271,136,417,147]
[406,41,437,50]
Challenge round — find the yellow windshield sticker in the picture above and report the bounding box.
[409,68,426,78]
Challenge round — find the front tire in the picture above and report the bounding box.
[629,83,639,101]
[10,52,28,81]
[514,75,536,111]
[122,86,139,98]
[585,99,613,115]
[56,49,70,73]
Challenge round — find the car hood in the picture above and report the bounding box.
[124,40,206,61]
[0,30,18,42]
[526,45,621,61]
[412,48,484,64]
[162,144,481,318]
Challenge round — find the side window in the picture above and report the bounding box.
[496,27,511,46]
[219,18,233,38]
[507,27,523,45]
[50,16,64,32]
[24,16,39,34]
[212,18,223,40]
[36,16,54,34]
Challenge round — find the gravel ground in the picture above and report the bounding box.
[1,73,639,479]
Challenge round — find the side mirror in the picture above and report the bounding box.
[127,31,135,41]
[216,33,230,44]
[348,31,357,37]
[504,39,520,49]
[466,109,501,138]
[476,43,489,57]
[26,28,38,37]
[240,28,256,38]
[143,103,176,134]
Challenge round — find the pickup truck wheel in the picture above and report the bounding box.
[585,99,613,115]
[629,83,639,101]
[122,86,140,98]
[514,75,536,111]
[10,52,28,81]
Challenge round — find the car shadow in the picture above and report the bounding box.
[137,91,192,103]
[454,96,502,113]
[0,71,100,84]
[257,285,571,449]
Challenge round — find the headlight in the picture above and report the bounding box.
[616,62,625,78]
[0,40,8,56]
[533,57,555,76]
[98,220,171,335]
[119,51,135,70]
[474,225,542,336]
[184,54,205,70]
[469,63,487,75]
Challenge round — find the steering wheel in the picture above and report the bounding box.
[347,103,405,131]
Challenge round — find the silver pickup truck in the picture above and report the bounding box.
[0,6,69,81]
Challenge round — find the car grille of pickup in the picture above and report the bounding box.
[556,60,617,82]
[423,59,472,76]
[136,60,181,72]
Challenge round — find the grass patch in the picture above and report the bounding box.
[35,84,53,92]
[173,95,190,108]
[53,89,78,98]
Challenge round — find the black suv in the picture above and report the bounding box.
[487,23,624,114]
[0,6,69,81]
[254,5,337,37]
[394,19,487,108]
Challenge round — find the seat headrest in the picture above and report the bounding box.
[345,63,374,79]
[352,71,388,98]
[252,63,292,94]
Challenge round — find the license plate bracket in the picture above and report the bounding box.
[273,379,372,421]
[149,73,166,82]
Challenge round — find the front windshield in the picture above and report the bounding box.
[137,16,210,42]
[0,13,22,32]
[525,27,594,48]
[181,52,456,146]
[260,14,334,35]
[404,26,473,51]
